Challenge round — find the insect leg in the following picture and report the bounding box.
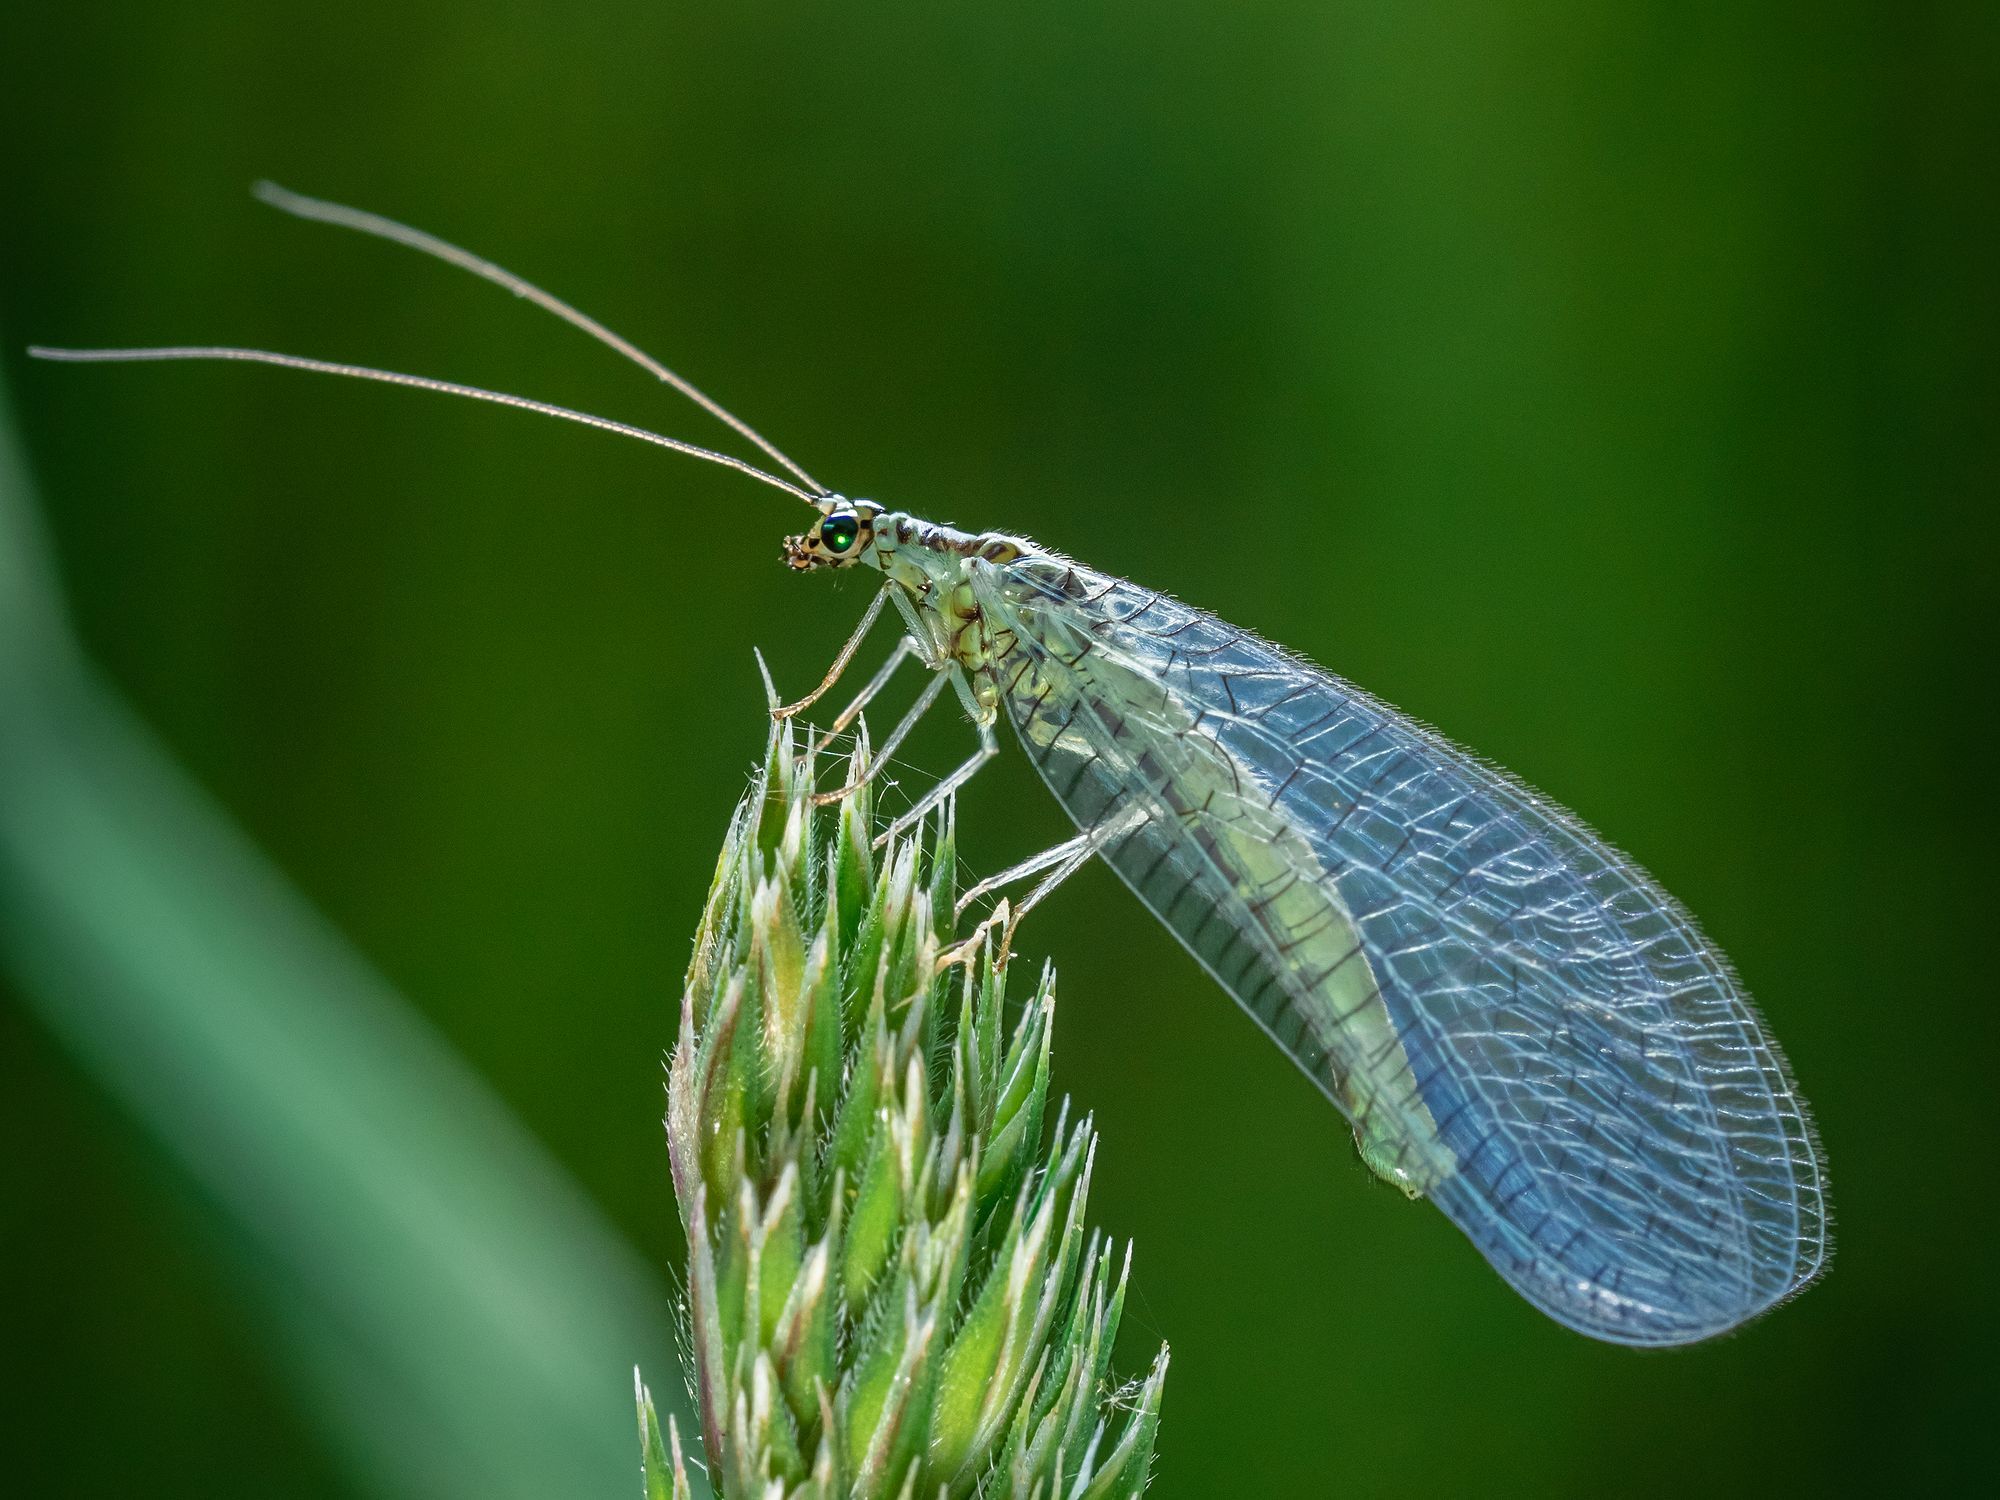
[941,803,1147,966]
[773,583,891,719]
[1010,802,1147,922]
[950,840,1093,969]
[811,636,916,753]
[812,667,951,805]
[953,828,1091,919]
[873,703,998,850]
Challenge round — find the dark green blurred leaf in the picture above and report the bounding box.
[0,374,704,1498]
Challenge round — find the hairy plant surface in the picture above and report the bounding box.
[637,723,1167,1499]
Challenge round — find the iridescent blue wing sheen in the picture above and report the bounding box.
[970,552,1827,1345]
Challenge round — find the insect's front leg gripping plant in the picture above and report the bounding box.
[639,720,1168,1499]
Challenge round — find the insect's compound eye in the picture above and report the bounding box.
[820,512,861,554]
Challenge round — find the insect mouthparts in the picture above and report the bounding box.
[782,533,816,571]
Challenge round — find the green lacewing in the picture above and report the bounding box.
[32,186,1826,1344]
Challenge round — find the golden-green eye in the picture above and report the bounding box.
[821,513,860,553]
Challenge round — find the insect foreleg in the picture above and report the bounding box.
[774,583,892,719]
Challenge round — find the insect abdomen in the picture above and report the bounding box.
[978,565,1455,1194]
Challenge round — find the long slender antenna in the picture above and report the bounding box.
[253,182,826,496]
[26,345,819,503]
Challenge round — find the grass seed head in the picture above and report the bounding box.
[651,719,1166,1498]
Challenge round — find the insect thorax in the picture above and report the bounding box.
[850,510,1019,672]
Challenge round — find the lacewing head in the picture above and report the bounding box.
[784,497,884,572]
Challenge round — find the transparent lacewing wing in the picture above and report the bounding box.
[31,187,1827,1346]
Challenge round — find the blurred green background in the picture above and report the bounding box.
[2,2,1992,1496]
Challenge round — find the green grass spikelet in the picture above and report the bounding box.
[652,718,1167,1498]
